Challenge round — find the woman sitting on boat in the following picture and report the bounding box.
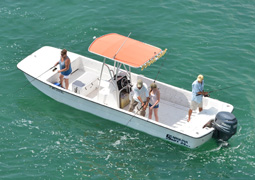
[54,49,72,89]
[148,83,160,122]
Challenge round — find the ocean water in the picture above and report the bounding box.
[1,0,255,179]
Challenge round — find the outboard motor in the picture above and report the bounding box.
[213,111,238,141]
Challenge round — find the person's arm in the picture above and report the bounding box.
[150,90,160,109]
[144,97,150,110]
[54,61,59,67]
[137,96,144,105]
[133,87,143,105]
[193,83,208,96]
[199,81,208,96]
[157,90,160,102]
[197,91,208,96]
[143,86,150,110]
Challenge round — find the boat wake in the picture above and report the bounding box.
[208,139,242,153]
[218,139,230,148]
[205,140,230,152]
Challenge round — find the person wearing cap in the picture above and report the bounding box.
[148,83,160,122]
[128,79,149,117]
[188,74,208,122]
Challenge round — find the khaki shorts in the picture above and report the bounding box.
[128,98,146,117]
[190,100,203,110]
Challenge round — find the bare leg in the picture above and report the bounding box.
[188,109,192,122]
[59,74,64,88]
[149,108,153,119]
[154,108,159,122]
[64,78,69,90]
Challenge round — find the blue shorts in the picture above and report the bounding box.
[149,103,159,109]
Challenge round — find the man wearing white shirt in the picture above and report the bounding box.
[128,79,150,117]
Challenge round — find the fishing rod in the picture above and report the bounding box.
[126,104,145,126]
[197,81,250,97]
[11,65,57,95]
[208,82,248,93]
[153,53,167,83]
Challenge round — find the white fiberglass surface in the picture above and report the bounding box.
[46,56,225,136]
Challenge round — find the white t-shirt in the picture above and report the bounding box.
[133,83,149,102]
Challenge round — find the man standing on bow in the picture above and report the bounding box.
[188,74,208,122]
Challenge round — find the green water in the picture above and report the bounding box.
[1,0,255,179]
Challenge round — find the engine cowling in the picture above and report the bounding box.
[213,111,238,141]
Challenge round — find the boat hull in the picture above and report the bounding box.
[24,73,213,149]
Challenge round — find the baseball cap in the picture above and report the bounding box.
[197,74,204,82]
[137,79,143,88]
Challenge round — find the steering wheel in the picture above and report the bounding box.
[120,77,128,88]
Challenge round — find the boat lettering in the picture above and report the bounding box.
[50,86,64,93]
[166,134,190,147]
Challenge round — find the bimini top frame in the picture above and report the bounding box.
[88,33,167,107]
[88,33,167,70]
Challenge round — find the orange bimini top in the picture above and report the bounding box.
[88,33,167,69]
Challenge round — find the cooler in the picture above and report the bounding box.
[72,80,85,94]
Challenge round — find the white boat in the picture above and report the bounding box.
[17,33,237,149]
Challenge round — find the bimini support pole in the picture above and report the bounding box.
[97,57,106,100]
[115,62,122,108]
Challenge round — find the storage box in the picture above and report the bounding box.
[72,80,85,94]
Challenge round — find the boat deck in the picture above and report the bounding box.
[43,56,231,137]
[48,68,216,133]
[119,96,216,138]
[65,69,195,128]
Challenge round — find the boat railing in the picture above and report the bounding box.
[103,64,120,91]
[103,64,114,79]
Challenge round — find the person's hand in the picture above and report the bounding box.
[150,106,153,111]
[143,104,148,110]
[203,92,210,97]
